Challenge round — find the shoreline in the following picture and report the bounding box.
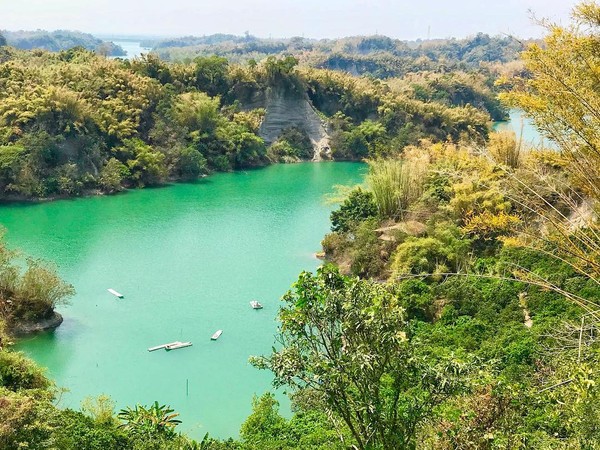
[0,159,362,206]
[10,311,63,336]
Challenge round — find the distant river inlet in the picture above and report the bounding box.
[6,162,365,439]
[493,108,556,149]
[111,40,151,59]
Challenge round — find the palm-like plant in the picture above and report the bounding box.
[118,401,182,438]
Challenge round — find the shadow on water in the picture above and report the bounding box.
[0,180,215,208]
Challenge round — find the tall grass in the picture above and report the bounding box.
[488,130,522,169]
[367,157,427,220]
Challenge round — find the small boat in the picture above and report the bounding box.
[250,300,263,309]
[211,330,223,340]
[107,288,123,298]
[165,341,192,351]
[148,341,181,352]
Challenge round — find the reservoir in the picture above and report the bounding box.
[2,162,365,438]
[493,108,557,149]
[112,40,151,59]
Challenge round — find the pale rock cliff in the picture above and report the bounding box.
[244,87,331,160]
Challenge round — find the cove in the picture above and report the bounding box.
[110,40,152,59]
[493,108,557,149]
[2,162,366,439]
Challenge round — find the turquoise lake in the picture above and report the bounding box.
[493,108,557,149]
[2,162,365,438]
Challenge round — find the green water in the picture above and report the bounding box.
[493,108,557,149]
[2,162,365,439]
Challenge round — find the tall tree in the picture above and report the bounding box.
[252,266,467,450]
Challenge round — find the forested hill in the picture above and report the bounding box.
[1,30,125,56]
[0,46,502,201]
[146,33,530,78]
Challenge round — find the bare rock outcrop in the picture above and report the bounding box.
[245,87,331,160]
[10,311,63,336]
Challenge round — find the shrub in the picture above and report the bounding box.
[330,187,377,233]
[368,157,427,219]
[0,350,51,391]
[390,224,471,276]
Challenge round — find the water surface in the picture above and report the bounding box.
[493,108,557,149]
[3,162,365,438]
[111,40,151,59]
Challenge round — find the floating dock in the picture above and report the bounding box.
[148,341,181,352]
[211,330,223,340]
[107,288,123,298]
[165,341,192,351]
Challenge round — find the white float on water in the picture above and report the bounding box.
[107,288,123,298]
[148,341,180,352]
[165,341,192,351]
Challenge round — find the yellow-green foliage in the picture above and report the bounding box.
[80,395,118,427]
[389,223,471,277]
[500,2,600,195]
[0,350,51,391]
[171,92,220,134]
[367,156,428,219]
[0,50,160,141]
[488,130,521,168]
[446,175,510,222]
[0,234,74,327]
[387,71,508,121]
[232,109,265,134]
[424,141,511,222]
[0,46,498,199]
[499,2,600,289]
[301,67,386,119]
[462,210,521,240]
[123,139,168,187]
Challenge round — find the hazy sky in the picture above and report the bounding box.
[1,0,581,40]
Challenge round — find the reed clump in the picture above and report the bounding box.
[367,153,428,220]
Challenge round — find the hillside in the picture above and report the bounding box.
[0,48,498,200]
[146,32,530,79]
[1,29,125,56]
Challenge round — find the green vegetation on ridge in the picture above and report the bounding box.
[0,45,498,200]
[1,29,125,56]
[148,33,528,81]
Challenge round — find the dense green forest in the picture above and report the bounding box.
[2,1,600,449]
[145,33,529,79]
[1,29,125,56]
[0,41,501,200]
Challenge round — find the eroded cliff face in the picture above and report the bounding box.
[244,87,331,160]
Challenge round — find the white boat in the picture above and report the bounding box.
[148,341,181,352]
[165,341,192,351]
[107,288,123,298]
[250,300,263,309]
[211,330,223,340]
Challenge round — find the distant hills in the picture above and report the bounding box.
[0,29,533,80]
[0,30,125,56]
[142,33,533,78]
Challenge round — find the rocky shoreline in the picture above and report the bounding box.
[10,311,63,336]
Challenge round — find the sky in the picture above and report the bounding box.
[0,0,581,40]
